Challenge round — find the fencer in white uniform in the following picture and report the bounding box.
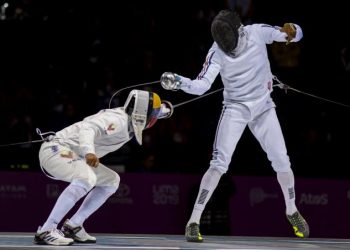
[161,9,309,241]
[34,90,173,246]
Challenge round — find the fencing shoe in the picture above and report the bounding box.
[62,219,96,243]
[287,211,310,238]
[185,223,203,242]
[33,226,74,246]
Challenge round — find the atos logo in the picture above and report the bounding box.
[299,193,328,205]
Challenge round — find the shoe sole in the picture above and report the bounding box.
[33,240,74,246]
[185,237,203,243]
[74,239,97,243]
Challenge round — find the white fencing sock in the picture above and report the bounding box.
[187,168,222,226]
[70,186,117,226]
[41,183,88,231]
[277,170,297,215]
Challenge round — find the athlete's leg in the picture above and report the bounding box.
[249,108,309,237]
[248,108,296,213]
[69,164,120,226]
[186,104,248,241]
[39,142,97,231]
[41,180,91,231]
[61,163,119,243]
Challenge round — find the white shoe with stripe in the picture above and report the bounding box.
[62,219,96,243]
[33,226,74,246]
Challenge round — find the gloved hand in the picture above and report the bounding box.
[158,100,174,119]
[85,153,100,167]
[160,72,182,91]
[280,23,296,44]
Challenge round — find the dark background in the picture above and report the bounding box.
[1,0,350,179]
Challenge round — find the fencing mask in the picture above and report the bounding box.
[123,90,162,145]
[211,10,242,55]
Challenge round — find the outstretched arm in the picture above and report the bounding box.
[161,48,222,95]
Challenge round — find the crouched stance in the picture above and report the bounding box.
[34,90,173,245]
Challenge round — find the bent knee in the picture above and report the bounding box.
[111,172,120,191]
[71,178,95,192]
[209,165,227,175]
[272,159,291,172]
[77,172,97,189]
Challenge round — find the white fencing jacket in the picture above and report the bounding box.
[55,108,131,158]
[178,23,303,104]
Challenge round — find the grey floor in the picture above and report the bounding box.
[1,233,350,250]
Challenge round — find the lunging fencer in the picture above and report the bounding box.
[161,9,309,242]
[34,90,173,246]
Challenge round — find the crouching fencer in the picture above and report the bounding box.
[34,90,173,246]
[161,9,309,242]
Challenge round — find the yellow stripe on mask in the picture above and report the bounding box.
[152,93,161,109]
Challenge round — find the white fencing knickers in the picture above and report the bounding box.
[209,99,291,174]
[38,140,120,189]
